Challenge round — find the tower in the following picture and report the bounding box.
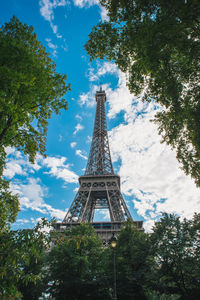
[56,88,143,242]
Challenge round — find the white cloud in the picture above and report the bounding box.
[73,123,84,135]
[88,67,99,82]
[43,156,78,183]
[73,0,108,21]
[61,40,68,51]
[45,38,58,56]
[4,149,41,179]
[79,89,96,107]
[4,161,26,179]
[70,142,77,148]
[75,149,87,160]
[75,114,82,121]
[39,0,68,37]
[74,187,79,193]
[11,178,65,220]
[86,136,92,144]
[11,177,48,213]
[12,179,38,210]
[4,149,78,185]
[73,0,98,8]
[42,204,66,219]
[87,62,118,83]
[5,146,16,156]
[4,150,76,222]
[143,219,155,233]
[58,134,63,142]
[45,38,58,49]
[97,61,118,77]
[99,5,108,21]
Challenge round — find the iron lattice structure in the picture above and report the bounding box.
[63,88,133,224]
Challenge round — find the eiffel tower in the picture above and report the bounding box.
[56,87,143,242]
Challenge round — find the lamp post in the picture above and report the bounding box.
[110,233,117,300]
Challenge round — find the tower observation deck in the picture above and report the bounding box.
[56,88,143,243]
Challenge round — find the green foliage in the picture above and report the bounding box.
[85,0,200,186]
[0,219,51,299]
[0,147,19,233]
[146,291,180,300]
[1,216,199,299]
[0,16,70,163]
[47,224,111,299]
[0,177,19,233]
[111,220,151,300]
[17,251,47,300]
[0,16,70,233]
[151,213,200,298]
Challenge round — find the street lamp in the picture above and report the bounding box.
[110,233,117,300]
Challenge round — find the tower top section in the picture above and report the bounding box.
[85,89,114,176]
[96,86,106,102]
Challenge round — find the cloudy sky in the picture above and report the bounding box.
[1,0,200,231]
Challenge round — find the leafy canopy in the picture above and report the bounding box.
[0,219,51,299]
[1,216,199,299]
[0,16,70,163]
[85,0,200,186]
[48,224,111,300]
[151,213,200,298]
[111,220,151,300]
[0,16,70,231]
[0,177,19,233]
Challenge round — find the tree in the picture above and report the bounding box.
[151,213,200,299]
[0,219,51,299]
[110,220,151,300]
[85,0,200,186]
[0,140,19,233]
[47,224,111,300]
[0,16,70,230]
[0,16,70,163]
[0,178,19,233]
[17,250,47,300]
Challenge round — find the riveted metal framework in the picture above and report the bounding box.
[85,89,114,176]
[63,88,132,225]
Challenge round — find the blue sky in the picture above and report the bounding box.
[1,0,200,231]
